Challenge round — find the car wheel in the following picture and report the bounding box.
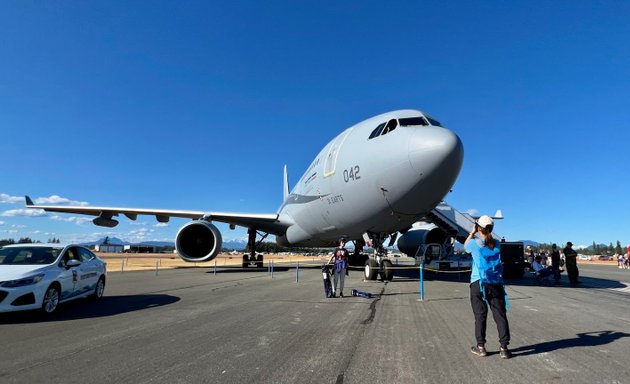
[41,285,60,315]
[91,276,106,300]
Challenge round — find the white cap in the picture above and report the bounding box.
[477,215,494,228]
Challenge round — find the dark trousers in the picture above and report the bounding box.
[566,258,579,283]
[551,265,561,282]
[470,282,510,347]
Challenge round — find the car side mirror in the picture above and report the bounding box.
[66,259,81,269]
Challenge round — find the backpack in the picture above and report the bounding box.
[477,239,503,285]
[476,239,509,311]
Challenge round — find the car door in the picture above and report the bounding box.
[57,248,80,300]
[77,247,100,294]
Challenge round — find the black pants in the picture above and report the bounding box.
[470,282,510,347]
[566,259,579,283]
[551,264,561,282]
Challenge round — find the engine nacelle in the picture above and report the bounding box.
[175,221,223,262]
[397,226,450,256]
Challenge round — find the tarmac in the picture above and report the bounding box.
[1,263,629,384]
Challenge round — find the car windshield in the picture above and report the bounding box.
[0,246,62,265]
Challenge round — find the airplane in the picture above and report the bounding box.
[25,109,464,279]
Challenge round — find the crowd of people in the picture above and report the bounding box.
[617,249,630,269]
[526,243,630,285]
[526,242,580,284]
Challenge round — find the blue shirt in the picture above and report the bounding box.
[465,237,501,283]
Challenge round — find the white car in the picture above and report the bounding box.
[0,244,107,314]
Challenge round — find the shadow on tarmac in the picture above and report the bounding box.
[511,331,630,357]
[0,294,180,324]
[504,275,627,289]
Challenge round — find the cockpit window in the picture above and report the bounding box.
[425,115,442,127]
[381,119,398,136]
[399,117,429,127]
[368,122,386,139]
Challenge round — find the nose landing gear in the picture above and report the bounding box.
[363,232,394,281]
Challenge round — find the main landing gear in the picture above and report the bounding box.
[363,232,394,282]
[242,228,268,268]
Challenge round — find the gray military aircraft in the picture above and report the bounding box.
[26,109,464,277]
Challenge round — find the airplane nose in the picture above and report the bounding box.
[407,127,464,179]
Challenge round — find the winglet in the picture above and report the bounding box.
[25,195,34,206]
[283,165,290,200]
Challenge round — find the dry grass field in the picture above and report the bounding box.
[97,252,331,273]
[96,252,619,273]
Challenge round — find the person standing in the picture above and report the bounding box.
[328,237,349,297]
[549,244,561,284]
[563,242,579,284]
[466,215,512,359]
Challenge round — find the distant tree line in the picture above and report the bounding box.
[0,237,61,246]
[534,240,626,255]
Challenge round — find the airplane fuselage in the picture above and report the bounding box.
[25,109,465,263]
[276,109,463,247]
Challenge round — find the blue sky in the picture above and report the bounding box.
[1,1,629,249]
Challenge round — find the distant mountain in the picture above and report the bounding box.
[80,237,130,246]
[519,240,540,248]
[138,241,175,247]
[586,243,608,251]
[223,239,247,251]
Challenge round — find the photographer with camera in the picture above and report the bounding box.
[466,216,512,359]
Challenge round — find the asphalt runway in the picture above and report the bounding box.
[1,263,629,384]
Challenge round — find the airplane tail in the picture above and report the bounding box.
[283,165,290,200]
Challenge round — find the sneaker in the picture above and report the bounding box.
[339,292,344,298]
[499,347,512,359]
[470,345,487,357]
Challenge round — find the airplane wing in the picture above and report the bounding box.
[25,196,292,236]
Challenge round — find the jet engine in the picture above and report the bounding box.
[396,225,450,257]
[175,220,223,262]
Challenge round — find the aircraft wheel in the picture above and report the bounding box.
[256,254,263,268]
[381,259,394,281]
[242,255,249,268]
[364,259,378,280]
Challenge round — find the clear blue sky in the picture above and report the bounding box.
[1,1,629,249]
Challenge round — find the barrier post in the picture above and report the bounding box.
[214,259,217,275]
[296,262,299,283]
[121,260,124,273]
[419,259,424,301]
[155,260,159,276]
[271,260,274,279]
